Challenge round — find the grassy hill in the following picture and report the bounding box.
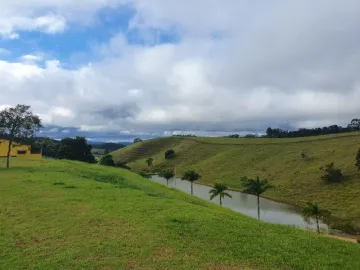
[112,133,360,227]
[1,158,360,269]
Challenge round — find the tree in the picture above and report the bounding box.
[0,104,42,168]
[320,162,342,183]
[302,201,329,234]
[134,138,143,143]
[146,157,153,167]
[100,154,115,166]
[209,183,232,206]
[356,149,360,170]
[57,137,96,164]
[182,170,201,195]
[165,149,175,159]
[159,169,175,187]
[241,176,272,220]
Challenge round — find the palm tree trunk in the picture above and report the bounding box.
[220,196,222,206]
[257,195,260,220]
[316,214,320,234]
[191,182,193,195]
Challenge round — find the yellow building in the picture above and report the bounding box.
[0,139,42,159]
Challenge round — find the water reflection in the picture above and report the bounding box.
[150,176,328,232]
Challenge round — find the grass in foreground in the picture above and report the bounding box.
[112,133,360,226]
[1,158,360,269]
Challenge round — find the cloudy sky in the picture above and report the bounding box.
[1,1,360,141]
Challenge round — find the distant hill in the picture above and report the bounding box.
[112,132,360,229]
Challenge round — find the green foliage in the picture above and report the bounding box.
[209,183,232,206]
[355,148,360,170]
[320,162,343,183]
[182,170,201,182]
[241,176,271,196]
[146,157,153,167]
[114,161,131,170]
[159,169,175,186]
[330,219,357,234]
[99,154,115,167]
[165,149,175,159]
[139,169,151,179]
[0,104,42,168]
[302,202,331,233]
[134,138,143,143]
[57,137,96,164]
[301,151,308,159]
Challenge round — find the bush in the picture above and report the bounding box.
[139,169,151,179]
[320,162,343,183]
[99,154,115,167]
[115,161,131,170]
[301,151,308,159]
[134,138,143,143]
[165,149,175,159]
[355,148,360,170]
[330,219,357,234]
[357,239,360,244]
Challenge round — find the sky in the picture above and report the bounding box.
[1,1,360,142]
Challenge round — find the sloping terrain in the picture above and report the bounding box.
[1,158,360,269]
[112,133,360,223]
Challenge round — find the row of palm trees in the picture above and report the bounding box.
[157,166,325,233]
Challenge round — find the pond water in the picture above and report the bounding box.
[150,176,328,232]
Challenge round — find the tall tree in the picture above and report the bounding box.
[0,104,42,168]
[302,201,328,234]
[57,137,96,164]
[209,183,232,206]
[160,169,175,187]
[241,176,271,220]
[182,170,201,195]
[146,157,153,167]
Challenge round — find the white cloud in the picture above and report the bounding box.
[1,1,360,134]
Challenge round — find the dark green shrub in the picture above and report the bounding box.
[139,169,151,179]
[99,154,115,167]
[115,161,131,170]
[165,149,175,159]
[320,162,342,183]
[330,219,356,234]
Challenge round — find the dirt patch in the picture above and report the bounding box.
[156,246,174,259]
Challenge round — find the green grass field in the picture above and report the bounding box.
[1,158,360,269]
[112,133,360,227]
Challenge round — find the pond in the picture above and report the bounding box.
[150,176,328,232]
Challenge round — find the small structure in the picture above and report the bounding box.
[0,139,42,159]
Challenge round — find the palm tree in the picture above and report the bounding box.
[241,176,271,220]
[159,169,175,187]
[302,201,329,234]
[209,183,232,206]
[146,157,153,167]
[182,170,201,195]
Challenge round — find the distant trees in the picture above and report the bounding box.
[134,138,143,143]
[356,149,360,170]
[182,170,201,195]
[57,137,96,164]
[146,157,153,167]
[228,134,240,138]
[160,169,175,187]
[209,183,232,206]
[320,162,342,183]
[348,119,360,131]
[99,154,115,166]
[241,176,271,220]
[0,104,42,168]
[302,201,330,233]
[165,149,175,159]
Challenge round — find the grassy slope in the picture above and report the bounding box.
[112,133,360,223]
[1,159,360,269]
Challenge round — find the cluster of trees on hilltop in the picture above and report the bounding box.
[265,118,359,138]
[228,119,360,139]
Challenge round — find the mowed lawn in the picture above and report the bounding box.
[1,158,360,269]
[112,133,360,224]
